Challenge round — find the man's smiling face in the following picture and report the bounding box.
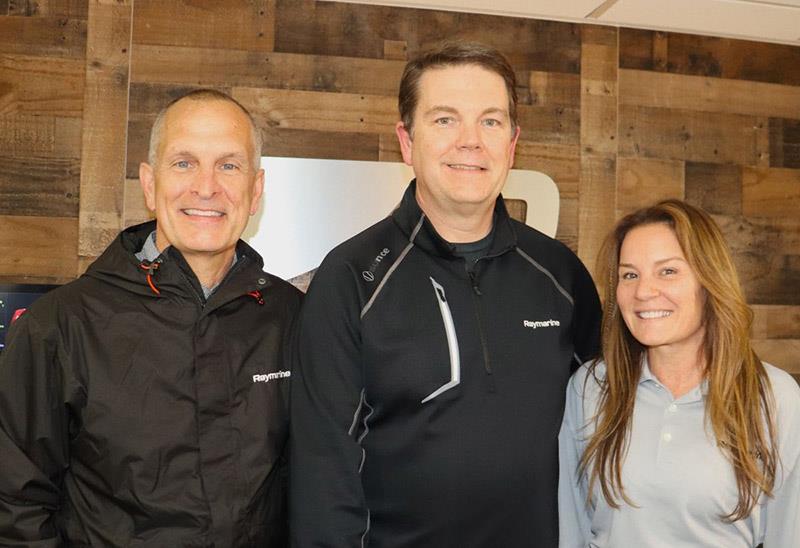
[140,98,263,262]
[396,64,519,223]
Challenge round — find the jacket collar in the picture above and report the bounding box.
[390,179,518,259]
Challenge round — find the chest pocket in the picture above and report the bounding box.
[421,277,461,403]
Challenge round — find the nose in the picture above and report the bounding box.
[634,275,660,300]
[190,165,220,199]
[456,121,482,151]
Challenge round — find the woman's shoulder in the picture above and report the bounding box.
[763,362,800,405]
[567,359,607,400]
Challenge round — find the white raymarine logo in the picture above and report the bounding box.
[252,370,291,383]
[523,319,561,329]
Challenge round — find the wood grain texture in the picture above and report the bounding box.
[620,28,800,86]
[742,167,800,218]
[232,86,397,134]
[0,215,78,278]
[751,339,800,374]
[751,305,800,339]
[130,44,405,95]
[616,157,684,215]
[123,177,152,228]
[78,0,132,256]
[0,155,80,216]
[0,14,86,58]
[619,69,800,121]
[529,71,580,107]
[6,0,87,18]
[132,0,275,51]
[0,53,84,116]
[770,118,800,169]
[0,114,81,158]
[684,162,742,216]
[579,25,617,277]
[619,105,763,165]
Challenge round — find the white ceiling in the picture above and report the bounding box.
[331,0,800,46]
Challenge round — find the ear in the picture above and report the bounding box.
[249,168,265,216]
[507,125,521,168]
[395,121,414,166]
[139,162,157,212]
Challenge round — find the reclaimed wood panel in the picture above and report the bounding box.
[684,162,742,216]
[616,157,684,215]
[123,177,151,228]
[751,305,800,340]
[619,105,762,165]
[0,53,84,116]
[770,118,800,169]
[752,339,800,374]
[579,25,617,278]
[0,215,78,279]
[0,15,86,58]
[517,104,580,145]
[620,28,800,86]
[0,155,80,216]
[232,86,397,134]
[132,0,275,51]
[6,0,87,18]
[742,167,800,219]
[0,114,81,158]
[619,69,800,121]
[130,44,406,95]
[715,214,800,257]
[78,0,132,257]
[514,142,580,182]
[529,71,580,107]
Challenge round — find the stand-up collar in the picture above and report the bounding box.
[390,180,518,258]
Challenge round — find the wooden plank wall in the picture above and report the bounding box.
[0,0,798,381]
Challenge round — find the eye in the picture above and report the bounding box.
[434,116,455,127]
[220,162,240,171]
[174,160,191,169]
[482,118,502,128]
[661,267,678,276]
[620,271,638,280]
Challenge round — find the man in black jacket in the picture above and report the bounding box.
[0,90,301,546]
[290,43,602,547]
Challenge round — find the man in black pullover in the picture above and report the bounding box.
[290,42,602,547]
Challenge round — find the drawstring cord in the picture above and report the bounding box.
[247,290,264,305]
[139,259,162,295]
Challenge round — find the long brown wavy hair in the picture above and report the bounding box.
[580,199,778,521]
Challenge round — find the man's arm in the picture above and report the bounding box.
[290,259,370,547]
[0,311,69,546]
[571,260,602,367]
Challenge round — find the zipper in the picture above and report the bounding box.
[467,264,496,392]
[421,277,461,403]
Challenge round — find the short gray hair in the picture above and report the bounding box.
[147,89,263,171]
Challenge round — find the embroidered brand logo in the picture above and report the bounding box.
[252,370,291,383]
[523,319,561,329]
[362,247,390,282]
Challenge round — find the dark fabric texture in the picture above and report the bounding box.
[290,181,602,548]
[0,221,302,547]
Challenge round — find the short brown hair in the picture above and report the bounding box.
[398,41,518,134]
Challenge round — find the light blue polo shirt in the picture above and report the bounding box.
[558,357,800,547]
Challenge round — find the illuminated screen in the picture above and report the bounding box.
[0,285,58,351]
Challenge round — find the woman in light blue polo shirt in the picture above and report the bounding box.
[558,200,800,547]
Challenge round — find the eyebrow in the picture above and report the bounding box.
[424,105,509,117]
[618,256,686,268]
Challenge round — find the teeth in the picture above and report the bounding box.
[448,164,483,170]
[183,208,223,217]
[637,310,671,319]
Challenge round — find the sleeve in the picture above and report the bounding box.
[570,257,602,368]
[289,258,370,548]
[558,370,593,548]
[0,310,69,547]
[761,372,800,547]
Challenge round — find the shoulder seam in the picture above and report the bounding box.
[515,247,574,306]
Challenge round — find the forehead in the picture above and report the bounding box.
[620,223,684,260]
[415,64,510,111]
[160,99,253,153]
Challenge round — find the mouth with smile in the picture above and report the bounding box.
[446,163,486,171]
[182,208,225,218]
[636,310,672,319]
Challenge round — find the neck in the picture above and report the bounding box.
[417,194,494,243]
[647,341,706,399]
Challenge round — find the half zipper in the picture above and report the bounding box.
[468,263,496,392]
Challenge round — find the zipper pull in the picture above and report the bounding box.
[468,271,482,296]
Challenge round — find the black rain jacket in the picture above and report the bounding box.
[0,221,301,547]
[290,181,602,547]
